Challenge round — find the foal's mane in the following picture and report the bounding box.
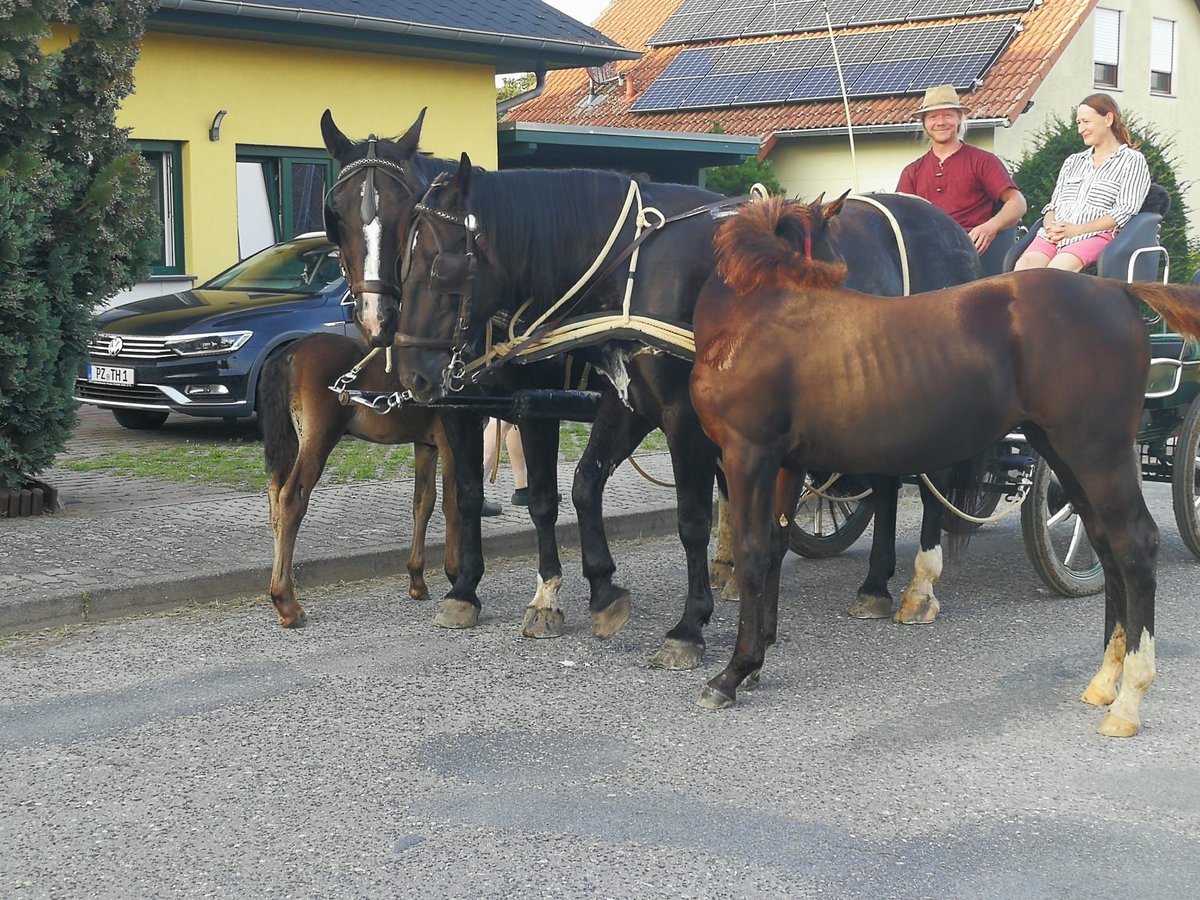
[715,197,848,296]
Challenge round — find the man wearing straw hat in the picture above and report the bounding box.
[897,84,1027,255]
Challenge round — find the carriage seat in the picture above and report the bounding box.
[1002,184,1170,281]
[979,224,1020,277]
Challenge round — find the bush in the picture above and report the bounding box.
[1012,111,1193,282]
[0,1,157,494]
[703,156,785,198]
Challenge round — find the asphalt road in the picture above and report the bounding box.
[2,485,1199,898]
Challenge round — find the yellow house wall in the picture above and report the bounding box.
[51,27,498,283]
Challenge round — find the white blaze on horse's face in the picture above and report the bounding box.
[359,182,386,335]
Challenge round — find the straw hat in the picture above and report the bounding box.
[913,84,971,118]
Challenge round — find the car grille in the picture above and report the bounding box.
[88,333,175,360]
[74,379,170,406]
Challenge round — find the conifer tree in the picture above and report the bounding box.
[0,0,157,494]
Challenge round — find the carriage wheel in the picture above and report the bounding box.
[941,440,1033,534]
[1020,457,1105,597]
[788,473,874,559]
[1171,395,1200,558]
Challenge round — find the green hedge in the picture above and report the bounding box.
[0,1,157,493]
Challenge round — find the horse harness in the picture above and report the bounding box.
[323,137,420,306]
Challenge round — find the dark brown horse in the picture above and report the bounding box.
[691,196,1200,736]
[260,333,459,627]
[379,153,984,669]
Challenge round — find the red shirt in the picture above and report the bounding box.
[896,143,1018,230]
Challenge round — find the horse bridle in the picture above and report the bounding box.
[324,137,419,303]
[398,178,491,392]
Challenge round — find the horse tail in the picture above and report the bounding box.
[1123,282,1200,339]
[260,347,298,482]
[939,452,986,561]
[715,196,847,295]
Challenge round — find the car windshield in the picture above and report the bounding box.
[204,240,344,294]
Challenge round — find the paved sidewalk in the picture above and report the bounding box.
[0,409,681,635]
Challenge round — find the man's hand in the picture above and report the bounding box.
[968,219,1001,254]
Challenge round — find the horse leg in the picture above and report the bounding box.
[744,468,803,692]
[433,411,485,629]
[649,409,719,670]
[267,411,345,628]
[516,418,566,639]
[699,442,783,709]
[1027,431,1158,736]
[406,440,438,601]
[436,425,460,586]
[848,476,899,619]
[574,391,654,640]
[895,477,944,624]
[711,486,739,601]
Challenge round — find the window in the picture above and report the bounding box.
[1093,7,1121,88]
[1151,18,1175,95]
[235,148,333,259]
[134,141,184,275]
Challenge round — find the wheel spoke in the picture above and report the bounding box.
[1047,502,1075,528]
[1064,517,1089,568]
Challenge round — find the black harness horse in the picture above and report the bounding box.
[366,152,983,668]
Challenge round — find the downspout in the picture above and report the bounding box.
[497,70,546,116]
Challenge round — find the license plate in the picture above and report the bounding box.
[87,364,135,386]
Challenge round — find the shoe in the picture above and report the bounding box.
[481,499,503,517]
[511,488,562,506]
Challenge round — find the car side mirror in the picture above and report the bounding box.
[340,292,355,323]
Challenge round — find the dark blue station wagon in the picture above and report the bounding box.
[75,235,354,429]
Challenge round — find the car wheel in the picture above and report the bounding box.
[112,408,169,430]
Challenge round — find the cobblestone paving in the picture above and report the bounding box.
[0,407,680,633]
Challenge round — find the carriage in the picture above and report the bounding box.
[789,199,1200,598]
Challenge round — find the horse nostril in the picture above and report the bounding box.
[369,333,391,349]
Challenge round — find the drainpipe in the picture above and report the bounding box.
[497,70,546,116]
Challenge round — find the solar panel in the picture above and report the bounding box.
[629,76,704,111]
[634,18,1018,112]
[648,0,1033,46]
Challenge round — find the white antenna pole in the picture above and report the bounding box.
[824,1,859,192]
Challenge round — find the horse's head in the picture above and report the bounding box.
[321,108,432,347]
[394,152,501,402]
[715,192,851,296]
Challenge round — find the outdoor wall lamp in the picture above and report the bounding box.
[209,109,227,142]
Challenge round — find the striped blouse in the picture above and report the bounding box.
[1038,144,1151,247]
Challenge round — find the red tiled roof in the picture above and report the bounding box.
[505,0,1099,141]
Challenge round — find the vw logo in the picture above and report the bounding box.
[106,336,123,357]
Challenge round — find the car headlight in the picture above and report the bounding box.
[166,331,252,357]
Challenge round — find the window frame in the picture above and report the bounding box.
[1150,17,1175,97]
[1093,7,1122,90]
[133,140,185,276]
[234,146,334,245]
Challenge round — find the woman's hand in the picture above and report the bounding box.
[1044,220,1074,244]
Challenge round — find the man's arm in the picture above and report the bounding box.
[968,187,1028,254]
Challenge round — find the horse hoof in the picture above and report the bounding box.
[1097,711,1140,738]
[521,607,565,639]
[848,592,892,619]
[649,638,704,670]
[742,669,761,691]
[1081,683,1117,707]
[895,595,939,625]
[433,599,479,629]
[720,579,740,602]
[709,560,733,590]
[697,684,735,710]
[274,601,307,628]
[592,591,632,640]
[408,584,430,602]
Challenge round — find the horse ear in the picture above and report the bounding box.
[395,107,427,159]
[449,152,473,196]
[320,110,353,161]
[822,190,852,221]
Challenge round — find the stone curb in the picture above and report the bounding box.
[0,505,679,637]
